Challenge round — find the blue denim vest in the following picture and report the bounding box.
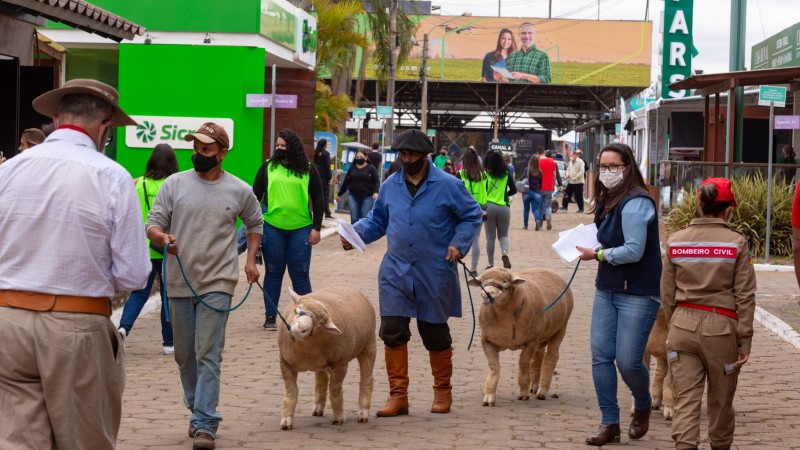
[594,191,661,296]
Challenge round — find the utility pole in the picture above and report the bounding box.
[498,0,500,17]
[386,0,398,148]
[420,33,429,133]
[548,0,552,18]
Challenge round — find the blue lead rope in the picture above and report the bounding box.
[542,260,581,311]
[160,243,291,331]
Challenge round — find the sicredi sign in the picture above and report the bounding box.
[126,116,235,150]
[661,0,694,99]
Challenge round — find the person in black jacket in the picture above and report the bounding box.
[338,148,380,223]
[368,142,383,169]
[314,139,333,218]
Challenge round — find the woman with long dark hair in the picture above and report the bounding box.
[253,129,324,329]
[458,147,487,276]
[313,138,333,218]
[522,154,543,230]
[338,148,380,223]
[483,150,516,270]
[118,143,179,354]
[661,178,755,450]
[481,28,517,82]
[576,143,661,446]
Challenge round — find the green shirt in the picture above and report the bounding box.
[136,177,165,260]
[505,45,552,84]
[486,172,509,206]
[264,163,312,230]
[433,154,451,169]
[459,169,487,206]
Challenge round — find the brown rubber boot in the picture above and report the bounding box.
[376,344,409,417]
[429,347,453,413]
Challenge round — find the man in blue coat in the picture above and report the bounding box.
[341,129,483,416]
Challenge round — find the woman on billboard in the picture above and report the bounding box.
[481,28,517,82]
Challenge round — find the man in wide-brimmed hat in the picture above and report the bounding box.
[145,122,263,450]
[0,79,150,448]
[341,129,483,417]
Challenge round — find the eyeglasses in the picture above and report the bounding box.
[598,164,627,173]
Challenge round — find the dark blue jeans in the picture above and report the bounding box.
[347,194,374,224]
[119,259,173,346]
[261,222,313,317]
[522,190,542,228]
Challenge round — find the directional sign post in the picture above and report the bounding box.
[759,85,787,262]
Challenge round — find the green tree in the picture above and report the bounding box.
[315,81,353,132]
[363,0,418,90]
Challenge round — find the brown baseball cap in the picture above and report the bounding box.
[32,78,136,127]
[183,122,230,149]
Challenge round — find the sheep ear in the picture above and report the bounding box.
[288,289,301,305]
[512,276,527,286]
[467,278,481,287]
[323,320,342,335]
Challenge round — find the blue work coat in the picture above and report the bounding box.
[353,161,483,323]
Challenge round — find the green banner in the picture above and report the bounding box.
[751,22,800,70]
[661,0,694,99]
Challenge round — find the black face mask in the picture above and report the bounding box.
[355,157,366,164]
[192,152,218,173]
[403,156,426,176]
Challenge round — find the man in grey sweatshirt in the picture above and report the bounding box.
[146,122,263,450]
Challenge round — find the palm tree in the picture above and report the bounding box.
[361,0,418,91]
[314,81,353,132]
[314,0,367,94]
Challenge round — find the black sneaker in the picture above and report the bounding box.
[263,316,277,330]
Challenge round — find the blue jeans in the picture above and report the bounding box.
[590,289,660,424]
[522,190,542,228]
[119,259,173,346]
[538,190,553,220]
[169,292,232,438]
[262,222,312,317]
[347,194,374,224]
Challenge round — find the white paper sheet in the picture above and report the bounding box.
[337,219,367,252]
[551,223,601,264]
[491,65,515,80]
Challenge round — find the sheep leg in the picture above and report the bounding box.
[328,364,349,425]
[662,364,675,421]
[313,369,329,417]
[535,328,567,400]
[481,338,501,407]
[516,345,535,401]
[651,353,667,410]
[356,341,376,423]
[279,358,299,430]
[528,343,546,394]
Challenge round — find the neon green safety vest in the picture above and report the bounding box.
[263,162,312,230]
[136,177,165,260]
[486,172,508,206]
[459,169,487,206]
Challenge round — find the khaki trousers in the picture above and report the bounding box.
[0,307,125,449]
[667,308,739,450]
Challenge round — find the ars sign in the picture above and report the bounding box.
[661,0,694,99]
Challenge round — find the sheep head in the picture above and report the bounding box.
[467,267,526,305]
[287,290,343,339]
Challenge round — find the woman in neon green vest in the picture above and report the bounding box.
[118,143,178,354]
[483,149,517,270]
[253,129,325,329]
[458,147,487,277]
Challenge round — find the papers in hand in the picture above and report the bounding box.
[337,219,367,252]
[551,223,600,264]
[491,65,514,80]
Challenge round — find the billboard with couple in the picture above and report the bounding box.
[364,16,652,87]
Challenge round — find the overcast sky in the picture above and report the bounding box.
[436,0,798,79]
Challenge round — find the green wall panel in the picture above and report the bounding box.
[117,44,265,185]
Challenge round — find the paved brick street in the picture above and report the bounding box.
[117,199,800,449]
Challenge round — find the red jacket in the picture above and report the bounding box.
[539,157,558,190]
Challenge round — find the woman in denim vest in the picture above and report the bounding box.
[576,143,662,446]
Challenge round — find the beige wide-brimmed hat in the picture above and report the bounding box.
[32,78,137,127]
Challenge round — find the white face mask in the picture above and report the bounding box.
[599,170,624,189]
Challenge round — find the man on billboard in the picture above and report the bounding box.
[493,22,552,85]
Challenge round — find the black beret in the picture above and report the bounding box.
[392,129,434,154]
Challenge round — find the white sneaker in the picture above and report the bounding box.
[162,346,175,355]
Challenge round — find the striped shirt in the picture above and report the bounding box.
[506,45,552,84]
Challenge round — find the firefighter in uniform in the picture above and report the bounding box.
[661,178,756,450]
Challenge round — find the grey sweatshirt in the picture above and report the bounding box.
[146,170,263,297]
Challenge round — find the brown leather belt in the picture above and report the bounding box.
[0,290,112,317]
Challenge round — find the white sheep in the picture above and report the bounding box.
[276,288,377,430]
[469,267,574,406]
